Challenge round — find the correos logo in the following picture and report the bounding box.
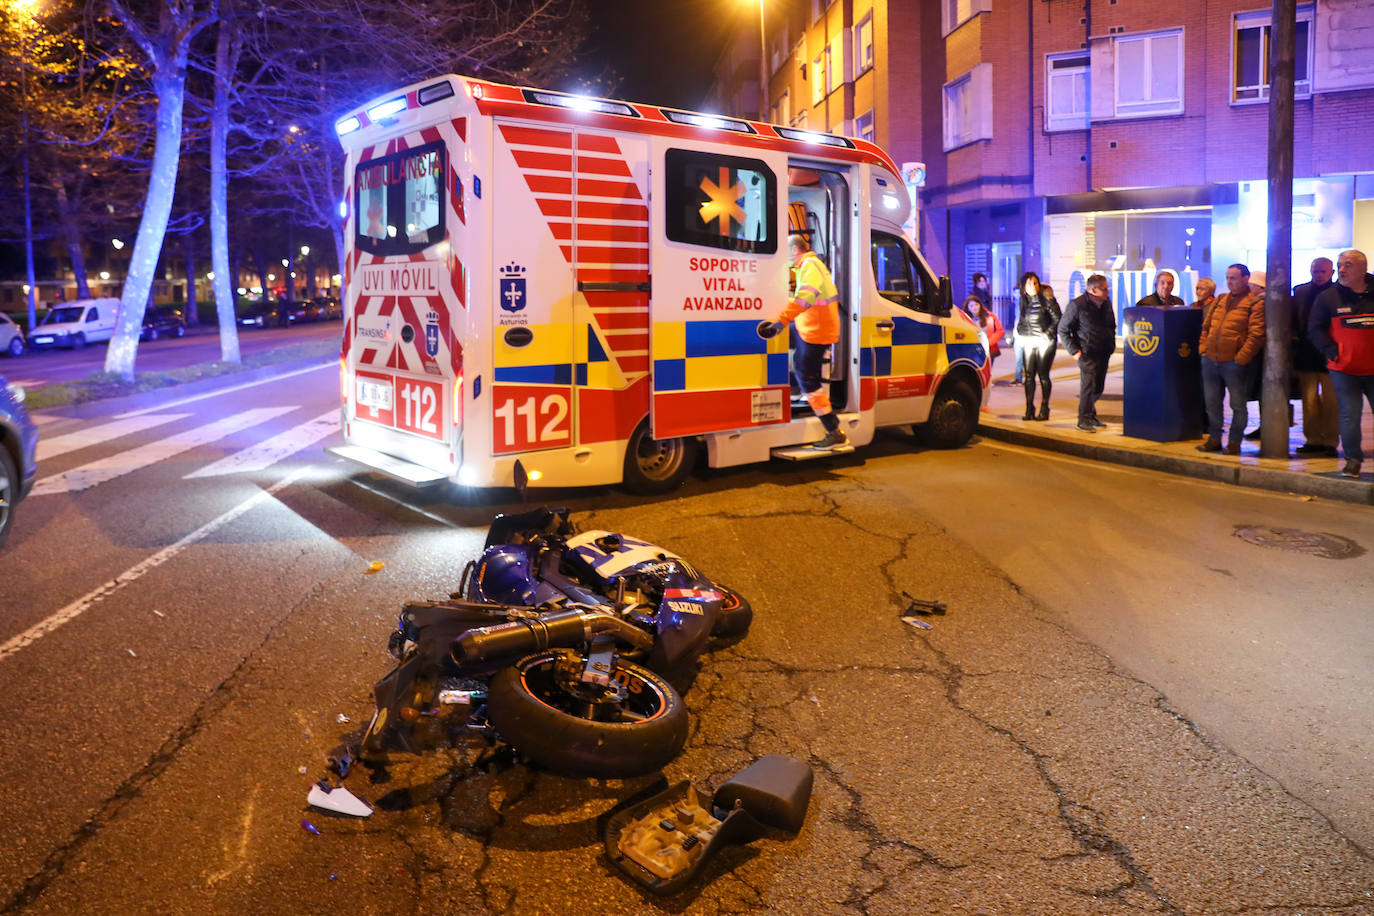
[1128,319,1159,357]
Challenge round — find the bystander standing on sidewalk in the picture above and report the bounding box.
[1192,277,1218,431]
[1292,257,1339,458]
[1015,272,1060,421]
[1198,264,1265,455]
[1309,249,1374,479]
[1059,274,1116,433]
[964,295,1004,372]
[1136,271,1185,309]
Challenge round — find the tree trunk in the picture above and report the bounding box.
[209,20,241,363]
[55,182,91,300]
[104,65,186,380]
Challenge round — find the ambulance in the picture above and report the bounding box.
[328,76,989,493]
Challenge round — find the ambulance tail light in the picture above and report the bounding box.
[453,374,463,426]
[339,356,348,403]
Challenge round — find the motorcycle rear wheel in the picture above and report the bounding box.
[487,651,688,778]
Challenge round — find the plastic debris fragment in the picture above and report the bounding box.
[366,561,385,574]
[152,610,165,618]
[901,590,946,615]
[900,616,933,630]
[301,819,321,835]
[298,765,308,775]
[336,713,350,724]
[307,781,373,818]
[127,648,137,657]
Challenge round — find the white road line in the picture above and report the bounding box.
[30,407,297,496]
[184,410,339,479]
[114,361,332,419]
[37,414,191,461]
[0,467,310,662]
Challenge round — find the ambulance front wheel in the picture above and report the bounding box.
[622,420,698,494]
[917,379,978,449]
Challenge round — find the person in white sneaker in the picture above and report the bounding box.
[762,234,849,451]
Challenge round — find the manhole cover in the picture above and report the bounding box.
[1233,525,1365,559]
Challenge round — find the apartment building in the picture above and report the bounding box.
[711,0,1374,328]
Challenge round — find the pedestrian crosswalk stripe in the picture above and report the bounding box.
[36,414,191,461]
[29,407,297,496]
[183,410,338,479]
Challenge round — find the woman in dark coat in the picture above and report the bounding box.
[1015,271,1061,420]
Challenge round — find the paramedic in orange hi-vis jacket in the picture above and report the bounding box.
[762,234,850,451]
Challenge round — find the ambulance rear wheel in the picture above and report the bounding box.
[623,420,697,494]
[917,379,978,449]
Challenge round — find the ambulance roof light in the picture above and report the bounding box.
[522,88,639,118]
[775,126,854,149]
[335,115,361,136]
[418,80,455,105]
[366,97,407,122]
[661,110,756,134]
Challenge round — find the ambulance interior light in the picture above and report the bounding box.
[775,126,854,149]
[662,110,755,134]
[335,116,361,136]
[522,89,639,118]
[366,97,407,122]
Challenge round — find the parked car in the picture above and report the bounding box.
[306,296,342,321]
[0,313,25,357]
[239,300,282,329]
[141,306,186,341]
[0,374,38,550]
[28,298,121,350]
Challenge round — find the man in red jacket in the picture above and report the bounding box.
[1309,249,1374,478]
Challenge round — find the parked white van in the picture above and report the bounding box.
[28,298,121,350]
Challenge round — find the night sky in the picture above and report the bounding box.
[575,0,747,110]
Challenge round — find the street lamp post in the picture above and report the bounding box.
[757,0,767,122]
[12,0,41,331]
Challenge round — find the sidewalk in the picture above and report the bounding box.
[976,351,1374,506]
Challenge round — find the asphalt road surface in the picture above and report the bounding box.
[1,319,339,389]
[2,364,1371,914]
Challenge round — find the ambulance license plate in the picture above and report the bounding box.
[356,377,394,412]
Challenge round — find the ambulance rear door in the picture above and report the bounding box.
[648,139,792,439]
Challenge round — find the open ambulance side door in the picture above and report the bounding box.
[648,140,792,439]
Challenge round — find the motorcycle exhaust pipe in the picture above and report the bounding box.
[454,610,653,666]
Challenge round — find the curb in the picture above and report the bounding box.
[977,419,1374,506]
[38,354,336,419]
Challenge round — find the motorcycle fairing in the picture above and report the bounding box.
[564,530,682,579]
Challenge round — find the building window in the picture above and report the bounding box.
[827,33,845,95]
[812,51,825,105]
[942,0,991,36]
[943,63,993,151]
[1113,29,1183,117]
[772,89,791,126]
[1045,52,1089,132]
[810,0,823,23]
[855,110,875,144]
[1233,6,1313,103]
[855,14,874,75]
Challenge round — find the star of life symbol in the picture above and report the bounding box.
[499,262,527,313]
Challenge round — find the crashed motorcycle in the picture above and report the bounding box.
[360,507,752,778]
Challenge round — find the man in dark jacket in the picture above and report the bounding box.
[1135,271,1185,309]
[1059,273,1116,432]
[1292,257,1337,457]
[1309,249,1374,478]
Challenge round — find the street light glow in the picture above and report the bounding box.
[300,245,309,256]
[111,238,125,250]
[281,258,289,267]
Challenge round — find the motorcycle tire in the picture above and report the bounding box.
[487,652,688,778]
[711,584,754,638]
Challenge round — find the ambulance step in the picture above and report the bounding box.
[326,445,448,487]
[770,443,856,462]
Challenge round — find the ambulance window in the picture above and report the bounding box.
[354,140,445,257]
[664,149,777,254]
[871,232,925,309]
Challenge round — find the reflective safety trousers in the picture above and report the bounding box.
[779,252,840,344]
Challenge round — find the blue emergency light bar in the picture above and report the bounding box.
[335,115,361,136]
[366,97,407,122]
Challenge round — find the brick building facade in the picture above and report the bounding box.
[711,0,1374,330]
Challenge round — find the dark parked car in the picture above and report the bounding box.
[307,296,342,321]
[0,374,38,549]
[141,306,186,341]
